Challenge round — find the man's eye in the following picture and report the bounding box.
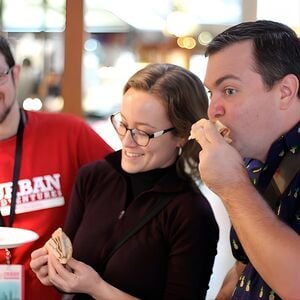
[225,88,236,95]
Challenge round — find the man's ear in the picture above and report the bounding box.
[12,64,21,82]
[279,74,299,110]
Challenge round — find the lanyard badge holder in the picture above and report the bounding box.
[0,110,26,300]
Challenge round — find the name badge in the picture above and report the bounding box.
[0,264,25,300]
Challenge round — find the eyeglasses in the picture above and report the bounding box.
[110,112,175,147]
[0,67,13,85]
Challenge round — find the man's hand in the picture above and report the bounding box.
[191,119,249,198]
[216,261,246,300]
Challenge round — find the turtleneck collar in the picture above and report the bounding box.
[105,150,187,201]
[124,164,176,199]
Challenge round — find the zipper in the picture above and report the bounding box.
[118,210,125,220]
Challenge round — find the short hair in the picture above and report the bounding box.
[205,20,300,97]
[123,63,209,182]
[0,36,16,68]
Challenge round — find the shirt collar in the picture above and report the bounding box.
[245,121,300,189]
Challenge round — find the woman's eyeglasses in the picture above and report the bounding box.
[110,112,174,147]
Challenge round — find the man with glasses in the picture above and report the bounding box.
[0,36,112,300]
[0,67,12,82]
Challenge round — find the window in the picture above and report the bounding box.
[2,0,65,32]
[257,0,300,34]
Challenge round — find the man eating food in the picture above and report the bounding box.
[189,120,232,144]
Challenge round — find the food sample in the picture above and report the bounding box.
[189,120,232,144]
[45,227,72,264]
[214,120,232,143]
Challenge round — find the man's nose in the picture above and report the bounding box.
[208,96,225,120]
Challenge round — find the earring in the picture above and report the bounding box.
[178,146,183,156]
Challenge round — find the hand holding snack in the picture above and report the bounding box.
[45,228,72,264]
[189,118,247,198]
[30,247,53,286]
[189,119,232,144]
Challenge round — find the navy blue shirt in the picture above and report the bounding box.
[231,122,300,299]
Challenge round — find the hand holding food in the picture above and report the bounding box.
[189,120,232,144]
[45,228,72,264]
[214,120,232,143]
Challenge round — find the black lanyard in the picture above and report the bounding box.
[0,109,25,227]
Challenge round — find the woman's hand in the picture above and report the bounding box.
[32,252,140,300]
[48,255,140,300]
[47,254,103,296]
[30,247,53,286]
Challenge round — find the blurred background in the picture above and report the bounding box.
[2,0,300,118]
[1,0,299,299]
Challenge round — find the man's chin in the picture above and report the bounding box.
[0,99,15,124]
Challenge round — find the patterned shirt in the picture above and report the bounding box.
[230,121,300,300]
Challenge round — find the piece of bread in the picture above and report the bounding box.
[45,228,72,264]
[214,120,232,143]
[189,120,232,144]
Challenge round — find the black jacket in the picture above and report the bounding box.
[64,151,219,300]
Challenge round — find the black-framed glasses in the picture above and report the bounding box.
[0,67,13,85]
[110,112,175,147]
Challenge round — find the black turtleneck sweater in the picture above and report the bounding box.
[125,164,176,207]
[64,150,219,300]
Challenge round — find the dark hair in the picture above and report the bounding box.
[0,36,16,69]
[205,20,300,98]
[123,63,208,182]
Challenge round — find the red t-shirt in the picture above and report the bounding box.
[0,110,112,300]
